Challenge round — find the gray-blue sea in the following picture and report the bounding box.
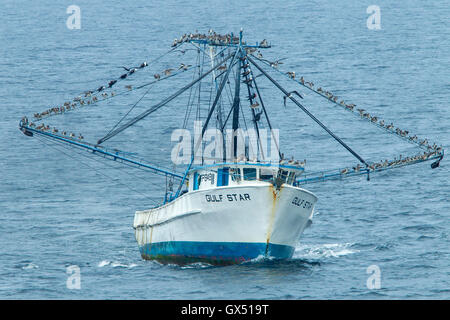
[1,0,449,299]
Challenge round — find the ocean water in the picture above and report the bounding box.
[1,0,449,299]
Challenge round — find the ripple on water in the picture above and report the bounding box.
[402,224,439,232]
[293,243,359,260]
[97,260,137,269]
[19,262,39,270]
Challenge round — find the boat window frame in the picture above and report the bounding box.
[217,167,229,186]
[193,172,200,190]
[229,167,242,182]
[287,171,296,184]
[259,167,274,182]
[243,167,257,181]
[278,169,289,183]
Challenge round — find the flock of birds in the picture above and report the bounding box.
[340,149,442,175]
[250,52,443,155]
[279,156,307,168]
[239,55,265,122]
[26,56,198,142]
[21,116,84,142]
[294,74,444,173]
[171,30,270,49]
[21,33,443,182]
[232,154,306,168]
[304,77,441,152]
[30,61,150,122]
[27,30,268,141]
[31,63,194,121]
[245,50,444,177]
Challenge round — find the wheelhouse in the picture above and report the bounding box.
[187,162,305,192]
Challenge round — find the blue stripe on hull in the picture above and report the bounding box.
[139,241,295,265]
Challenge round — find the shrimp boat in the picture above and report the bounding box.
[19,30,444,265]
[134,163,317,264]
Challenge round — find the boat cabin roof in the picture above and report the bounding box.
[189,161,305,174]
[187,162,304,192]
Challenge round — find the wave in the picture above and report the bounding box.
[97,260,137,268]
[402,224,438,232]
[293,243,359,259]
[179,262,214,269]
[20,262,39,270]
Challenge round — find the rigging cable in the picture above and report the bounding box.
[36,133,178,183]
[247,60,282,159]
[250,53,436,153]
[34,135,161,205]
[248,55,369,167]
[96,52,234,145]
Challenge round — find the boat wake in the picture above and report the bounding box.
[97,260,138,269]
[179,262,215,269]
[292,243,359,260]
[129,244,357,270]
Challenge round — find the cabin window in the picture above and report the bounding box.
[230,168,241,182]
[243,168,257,180]
[193,172,200,190]
[260,168,273,182]
[279,170,289,182]
[217,168,229,186]
[287,171,296,184]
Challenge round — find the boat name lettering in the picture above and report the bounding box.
[205,193,251,202]
[292,197,312,209]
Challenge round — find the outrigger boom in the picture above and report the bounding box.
[19,119,184,180]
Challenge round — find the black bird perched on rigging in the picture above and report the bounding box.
[283,91,303,107]
[248,93,257,100]
[253,111,263,122]
[431,155,443,169]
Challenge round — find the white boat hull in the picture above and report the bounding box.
[134,183,317,265]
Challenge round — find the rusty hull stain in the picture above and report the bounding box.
[265,184,282,256]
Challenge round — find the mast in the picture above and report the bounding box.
[231,32,242,160]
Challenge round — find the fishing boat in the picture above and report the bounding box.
[134,162,317,265]
[19,30,444,265]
